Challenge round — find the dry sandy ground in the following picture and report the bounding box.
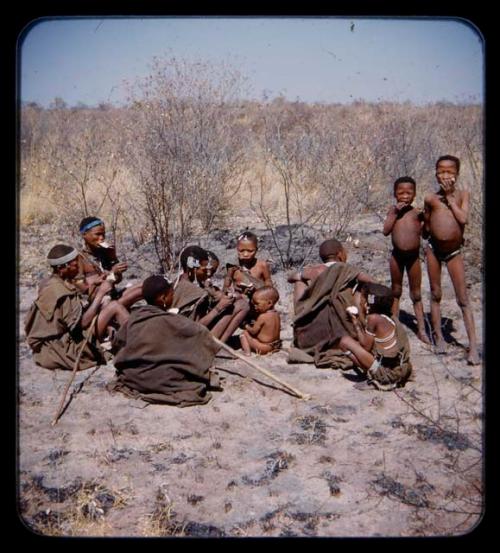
[17,214,484,538]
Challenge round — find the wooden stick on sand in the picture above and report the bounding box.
[51,315,99,426]
[212,337,311,400]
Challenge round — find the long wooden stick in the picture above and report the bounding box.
[51,315,99,426]
[212,337,311,400]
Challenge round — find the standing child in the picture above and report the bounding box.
[423,155,479,364]
[240,286,282,355]
[382,176,430,344]
[339,282,413,391]
[223,231,273,297]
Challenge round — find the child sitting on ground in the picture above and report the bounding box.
[240,286,282,355]
[382,176,430,344]
[223,231,273,297]
[77,216,143,308]
[339,282,412,391]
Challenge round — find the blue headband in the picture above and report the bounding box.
[80,219,104,234]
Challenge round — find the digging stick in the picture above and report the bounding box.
[51,315,98,426]
[212,336,311,400]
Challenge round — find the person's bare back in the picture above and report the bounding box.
[250,311,281,344]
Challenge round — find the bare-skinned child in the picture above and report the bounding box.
[382,176,430,344]
[423,155,479,364]
[223,231,273,297]
[240,286,281,355]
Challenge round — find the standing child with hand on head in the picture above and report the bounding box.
[383,176,430,344]
[223,231,273,297]
[240,286,282,355]
[423,155,479,365]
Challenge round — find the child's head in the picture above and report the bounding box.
[319,239,346,263]
[436,155,460,186]
[393,177,416,204]
[47,244,80,279]
[205,250,220,277]
[360,282,394,316]
[237,231,258,265]
[79,216,106,249]
[142,275,174,309]
[180,245,210,283]
[251,286,279,313]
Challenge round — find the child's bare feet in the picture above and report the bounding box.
[467,349,480,365]
[434,339,447,354]
[417,332,431,345]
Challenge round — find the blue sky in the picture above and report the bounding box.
[19,17,484,107]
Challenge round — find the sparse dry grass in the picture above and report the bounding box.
[20,99,483,270]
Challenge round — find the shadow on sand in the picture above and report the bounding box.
[398,309,466,349]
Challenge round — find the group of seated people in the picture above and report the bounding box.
[24,216,413,406]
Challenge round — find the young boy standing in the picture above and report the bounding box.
[383,177,430,344]
[423,155,480,365]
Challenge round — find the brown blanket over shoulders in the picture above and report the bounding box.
[112,305,219,407]
[172,278,209,320]
[24,275,103,371]
[291,262,361,366]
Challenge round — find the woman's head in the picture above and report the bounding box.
[180,245,210,284]
[360,282,394,316]
[47,244,80,280]
[142,275,174,308]
[205,250,220,277]
[79,216,106,250]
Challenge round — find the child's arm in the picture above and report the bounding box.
[347,309,373,350]
[445,189,469,226]
[356,271,376,284]
[222,265,238,293]
[245,316,265,337]
[422,194,432,238]
[382,205,399,236]
[259,260,273,287]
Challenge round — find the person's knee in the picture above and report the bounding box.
[430,287,442,303]
[339,336,350,350]
[456,293,469,310]
[410,290,422,303]
[234,298,250,313]
[392,284,403,299]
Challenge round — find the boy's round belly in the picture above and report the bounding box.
[429,220,463,253]
[391,229,421,254]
